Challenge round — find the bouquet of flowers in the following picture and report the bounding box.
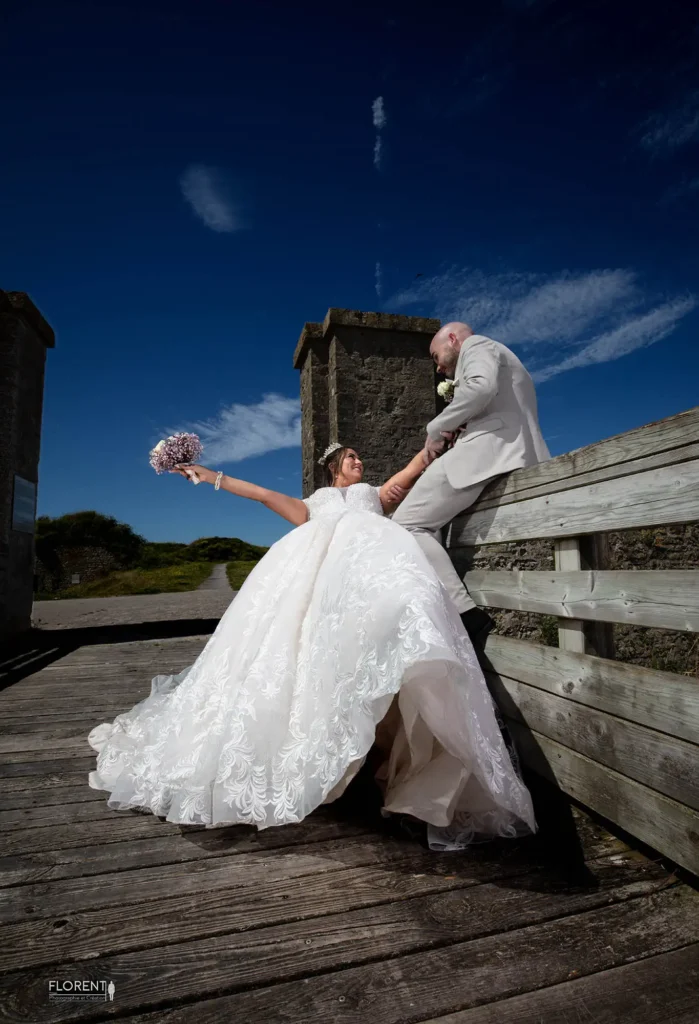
[437,379,456,404]
[149,433,204,483]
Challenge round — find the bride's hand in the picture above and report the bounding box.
[171,464,216,484]
[385,483,410,505]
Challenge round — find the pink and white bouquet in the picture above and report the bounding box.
[149,433,204,483]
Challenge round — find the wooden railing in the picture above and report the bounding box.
[447,406,699,875]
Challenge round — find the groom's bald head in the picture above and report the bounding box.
[430,322,473,376]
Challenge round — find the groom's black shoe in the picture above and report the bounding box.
[460,607,495,654]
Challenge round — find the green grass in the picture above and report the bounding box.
[226,560,260,590]
[36,561,214,600]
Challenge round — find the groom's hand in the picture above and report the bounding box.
[423,436,446,465]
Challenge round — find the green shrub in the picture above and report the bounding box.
[226,560,260,590]
[38,562,214,599]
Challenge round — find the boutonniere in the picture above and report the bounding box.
[437,379,457,404]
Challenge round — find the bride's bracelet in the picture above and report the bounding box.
[214,471,224,491]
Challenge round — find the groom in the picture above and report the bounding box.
[392,322,550,648]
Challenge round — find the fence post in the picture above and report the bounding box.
[554,534,615,658]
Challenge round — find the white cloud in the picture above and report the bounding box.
[180,394,301,464]
[533,297,697,382]
[180,164,242,232]
[372,96,386,169]
[375,261,383,297]
[390,266,696,384]
[372,96,386,129]
[640,90,699,153]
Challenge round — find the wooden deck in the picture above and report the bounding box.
[0,631,697,1022]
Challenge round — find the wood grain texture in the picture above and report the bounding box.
[0,859,672,1022]
[419,943,699,1024]
[469,406,699,511]
[0,817,372,888]
[450,459,699,546]
[0,834,475,925]
[483,634,699,743]
[554,539,586,653]
[0,798,127,832]
[507,724,699,875]
[0,854,579,972]
[467,569,699,630]
[491,676,699,810]
[0,783,108,811]
[75,887,699,1024]
[0,755,96,777]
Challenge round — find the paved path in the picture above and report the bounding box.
[196,562,233,592]
[32,587,235,631]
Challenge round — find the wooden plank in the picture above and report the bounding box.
[0,798,122,832]
[0,783,106,810]
[0,833,473,925]
[0,849,604,972]
[554,538,586,652]
[0,687,148,707]
[13,635,209,664]
[419,943,699,1024]
[467,568,699,631]
[492,676,699,811]
[0,720,95,738]
[1,816,628,924]
[1,812,189,855]
[483,635,699,743]
[0,707,138,723]
[0,733,90,755]
[507,724,699,875]
[470,406,699,511]
[71,887,699,1024]
[0,816,373,888]
[474,438,699,512]
[0,755,96,777]
[1,771,90,793]
[577,534,615,658]
[450,459,699,546]
[0,860,674,1022]
[0,716,126,736]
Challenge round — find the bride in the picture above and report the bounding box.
[88,443,535,851]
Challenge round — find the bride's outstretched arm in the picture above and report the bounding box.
[378,451,426,513]
[172,465,309,526]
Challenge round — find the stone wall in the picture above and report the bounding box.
[0,291,54,643]
[35,545,121,595]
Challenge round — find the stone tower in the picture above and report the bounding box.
[0,291,54,644]
[294,309,441,496]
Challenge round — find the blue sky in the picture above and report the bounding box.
[2,0,698,546]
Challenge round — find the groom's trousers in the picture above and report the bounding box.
[392,457,495,615]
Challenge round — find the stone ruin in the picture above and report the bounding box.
[293,308,442,495]
[0,290,54,644]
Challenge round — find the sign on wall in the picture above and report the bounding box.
[12,476,37,534]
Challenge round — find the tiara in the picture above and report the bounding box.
[318,442,343,466]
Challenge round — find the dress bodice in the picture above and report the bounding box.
[303,483,384,519]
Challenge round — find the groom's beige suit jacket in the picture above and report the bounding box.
[427,335,551,489]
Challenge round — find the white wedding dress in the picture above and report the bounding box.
[88,483,535,850]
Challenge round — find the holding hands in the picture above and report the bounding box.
[422,430,460,466]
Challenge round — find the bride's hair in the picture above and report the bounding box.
[325,446,353,484]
